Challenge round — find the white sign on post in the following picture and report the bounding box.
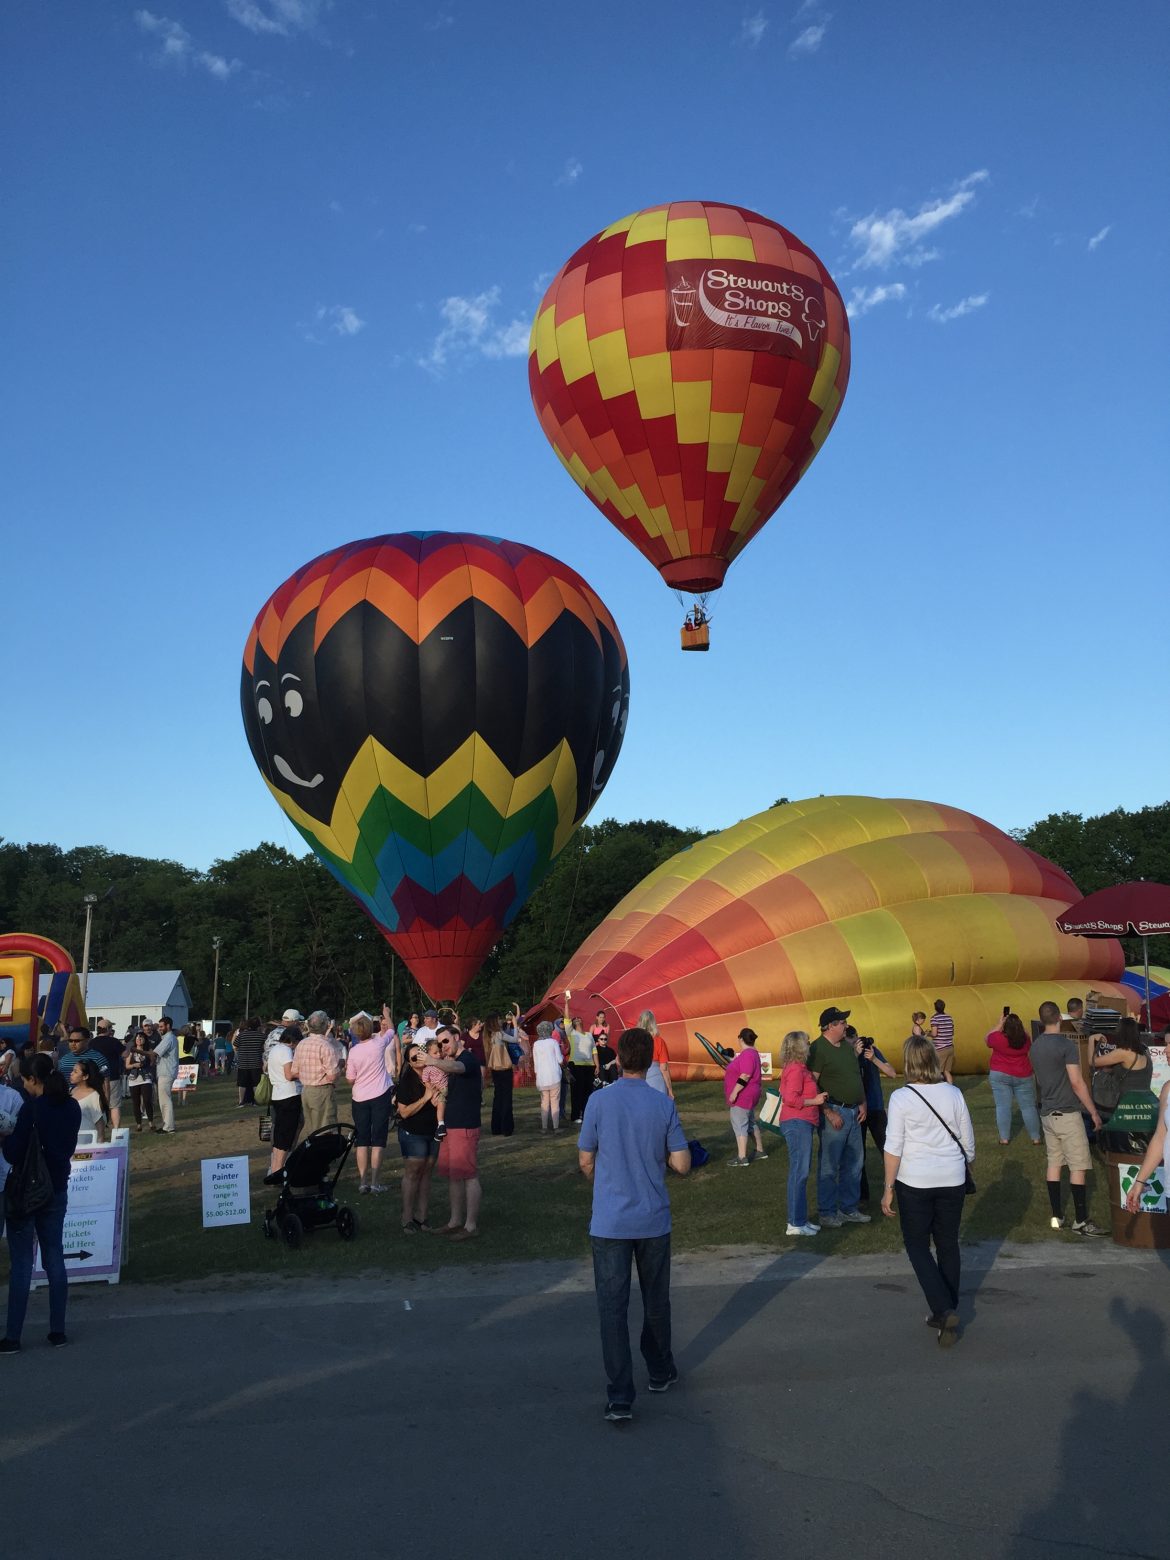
[201,1155,251,1228]
[33,1139,129,1287]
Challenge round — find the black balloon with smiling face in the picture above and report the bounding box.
[241,614,347,826]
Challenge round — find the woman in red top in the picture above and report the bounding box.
[985,1012,1041,1145]
[778,1031,828,1236]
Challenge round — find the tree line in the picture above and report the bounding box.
[1,802,1165,1022]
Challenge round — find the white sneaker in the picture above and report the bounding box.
[785,1222,819,1237]
[1050,1215,1064,1230]
[801,1222,820,1234]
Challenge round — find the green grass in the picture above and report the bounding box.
[0,1075,1116,1287]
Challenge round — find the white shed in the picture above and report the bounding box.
[83,971,192,1036]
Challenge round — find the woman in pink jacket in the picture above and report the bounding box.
[724,1027,767,1167]
[778,1030,828,1237]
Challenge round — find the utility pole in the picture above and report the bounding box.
[211,936,222,1035]
[245,969,252,1021]
[80,894,98,1004]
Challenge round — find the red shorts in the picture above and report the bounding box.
[437,1127,480,1181]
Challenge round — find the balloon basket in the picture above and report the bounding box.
[681,623,710,652]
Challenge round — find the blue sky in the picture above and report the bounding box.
[5,0,1168,871]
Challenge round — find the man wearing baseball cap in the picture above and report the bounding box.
[807,1007,870,1227]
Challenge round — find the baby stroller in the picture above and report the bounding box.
[261,1124,359,1248]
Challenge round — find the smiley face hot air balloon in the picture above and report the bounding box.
[241,533,630,1001]
[529,202,850,645]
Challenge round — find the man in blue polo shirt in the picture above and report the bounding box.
[578,1026,691,1424]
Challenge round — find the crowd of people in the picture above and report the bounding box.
[1,985,1167,1411]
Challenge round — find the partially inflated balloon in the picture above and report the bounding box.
[241,533,630,1000]
[540,795,1135,1075]
[529,201,850,596]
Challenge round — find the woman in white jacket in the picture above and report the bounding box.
[881,1035,975,1348]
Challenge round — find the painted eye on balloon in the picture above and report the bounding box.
[592,750,606,789]
[257,696,273,725]
[283,688,304,718]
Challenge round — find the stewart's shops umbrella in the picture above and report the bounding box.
[1056,883,1170,1028]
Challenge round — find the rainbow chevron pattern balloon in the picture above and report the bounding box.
[542,795,1135,1075]
[242,533,629,1000]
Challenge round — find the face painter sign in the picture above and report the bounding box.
[665,260,826,365]
[201,1155,251,1228]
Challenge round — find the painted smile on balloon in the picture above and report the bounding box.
[273,754,324,789]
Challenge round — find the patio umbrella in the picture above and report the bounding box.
[1056,883,1170,1028]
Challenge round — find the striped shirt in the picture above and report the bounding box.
[930,1013,955,1048]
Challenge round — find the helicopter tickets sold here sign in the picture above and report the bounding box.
[201,1155,251,1228]
[33,1139,129,1287]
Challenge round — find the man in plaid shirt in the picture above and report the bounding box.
[290,1010,342,1135]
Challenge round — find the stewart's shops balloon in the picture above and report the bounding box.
[528,201,850,598]
[538,796,1136,1077]
[241,533,630,1001]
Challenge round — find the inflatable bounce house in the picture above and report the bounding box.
[0,933,89,1050]
[538,795,1138,1077]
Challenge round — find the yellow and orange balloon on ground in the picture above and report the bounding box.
[540,796,1136,1076]
[529,201,850,599]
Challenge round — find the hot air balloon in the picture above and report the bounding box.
[537,796,1137,1076]
[528,201,850,648]
[241,533,630,1001]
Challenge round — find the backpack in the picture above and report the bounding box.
[4,1118,54,1220]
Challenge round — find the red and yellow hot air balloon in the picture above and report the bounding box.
[528,201,850,647]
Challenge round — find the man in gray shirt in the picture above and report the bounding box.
[153,1018,180,1133]
[1031,1000,1103,1235]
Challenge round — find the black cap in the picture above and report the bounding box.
[819,1006,851,1028]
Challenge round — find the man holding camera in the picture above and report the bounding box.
[808,1007,870,1227]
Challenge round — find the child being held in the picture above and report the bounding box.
[422,1038,449,1140]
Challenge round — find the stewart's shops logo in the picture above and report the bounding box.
[665,259,826,365]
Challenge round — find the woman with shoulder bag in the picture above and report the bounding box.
[2,1053,82,1353]
[1090,1018,1152,1121]
[881,1035,975,1349]
[485,1014,515,1138]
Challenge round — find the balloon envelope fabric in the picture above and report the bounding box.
[242,533,630,1001]
[529,201,850,596]
[539,795,1135,1076]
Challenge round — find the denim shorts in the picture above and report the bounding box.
[398,1127,439,1161]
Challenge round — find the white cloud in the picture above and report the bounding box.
[1087,224,1112,251]
[426,9,456,29]
[224,0,326,35]
[847,282,906,317]
[1018,195,1040,219]
[301,304,366,341]
[737,11,769,47]
[847,169,988,271]
[136,10,242,78]
[927,293,988,324]
[420,287,529,372]
[556,157,583,187]
[788,20,827,54]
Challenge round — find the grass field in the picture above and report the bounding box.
[0,1072,1121,1289]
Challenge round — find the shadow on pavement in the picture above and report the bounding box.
[681,1250,824,1372]
[1004,1290,1169,1558]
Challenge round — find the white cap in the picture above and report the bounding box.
[281,1008,305,1023]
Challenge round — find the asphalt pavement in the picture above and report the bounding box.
[3,1238,1168,1560]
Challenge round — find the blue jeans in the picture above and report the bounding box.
[817,1105,863,1216]
[779,1119,814,1225]
[989,1072,1041,1141]
[590,1234,674,1407]
[5,1189,69,1342]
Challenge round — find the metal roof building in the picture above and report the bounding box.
[83,971,192,1034]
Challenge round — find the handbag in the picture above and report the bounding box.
[254,1071,273,1107]
[906,1087,976,1195]
[1090,1064,1125,1111]
[4,1121,53,1220]
[258,1110,273,1144]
